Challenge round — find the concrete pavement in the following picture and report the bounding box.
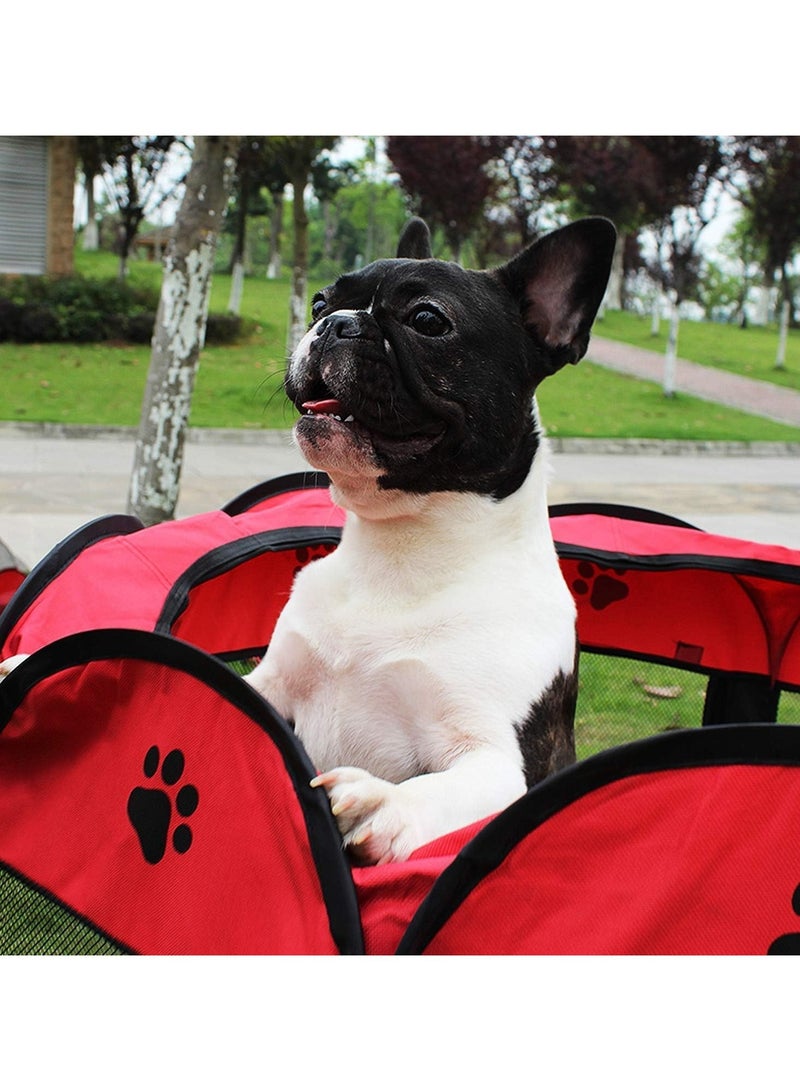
[1,422,799,573]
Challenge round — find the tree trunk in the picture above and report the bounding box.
[321,199,336,263]
[287,167,309,356]
[663,296,680,397]
[267,190,283,279]
[82,173,99,251]
[229,166,249,275]
[228,260,245,314]
[650,291,661,336]
[775,298,790,370]
[605,230,625,310]
[127,136,235,526]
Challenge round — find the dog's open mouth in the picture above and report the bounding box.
[301,399,355,424]
[297,397,445,460]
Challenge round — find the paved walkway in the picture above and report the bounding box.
[588,335,800,428]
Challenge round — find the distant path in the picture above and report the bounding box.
[588,335,800,429]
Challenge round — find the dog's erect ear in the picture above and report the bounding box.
[496,217,617,378]
[397,217,433,260]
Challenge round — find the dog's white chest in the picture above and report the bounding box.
[265,554,471,779]
[257,474,576,784]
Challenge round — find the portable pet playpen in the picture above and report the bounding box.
[1,472,799,955]
[0,538,26,617]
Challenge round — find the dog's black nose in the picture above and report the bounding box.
[320,312,364,340]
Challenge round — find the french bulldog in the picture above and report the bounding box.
[246,214,616,865]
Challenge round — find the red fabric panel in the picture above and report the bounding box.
[232,485,344,530]
[352,818,490,955]
[170,542,337,656]
[0,568,25,613]
[2,512,247,658]
[0,657,343,954]
[552,513,800,567]
[552,513,800,685]
[2,489,345,662]
[419,765,800,955]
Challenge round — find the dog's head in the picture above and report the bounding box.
[286,215,616,507]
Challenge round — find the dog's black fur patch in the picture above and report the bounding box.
[514,645,579,787]
[287,217,616,501]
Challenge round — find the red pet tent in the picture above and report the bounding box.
[0,537,27,619]
[1,473,799,955]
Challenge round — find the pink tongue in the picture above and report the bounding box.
[302,399,345,415]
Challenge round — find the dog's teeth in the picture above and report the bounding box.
[343,415,354,423]
[332,415,342,421]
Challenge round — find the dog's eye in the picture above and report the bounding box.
[310,295,328,322]
[408,305,451,337]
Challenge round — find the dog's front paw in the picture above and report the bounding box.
[0,654,29,681]
[310,766,416,866]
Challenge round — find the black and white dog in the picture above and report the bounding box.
[247,215,616,864]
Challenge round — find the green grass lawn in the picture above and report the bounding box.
[575,652,800,757]
[2,251,799,441]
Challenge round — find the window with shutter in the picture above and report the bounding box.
[0,136,48,274]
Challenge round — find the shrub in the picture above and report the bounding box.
[16,304,61,343]
[0,297,20,340]
[205,313,243,344]
[0,274,241,345]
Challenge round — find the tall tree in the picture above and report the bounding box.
[637,136,727,394]
[310,152,357,266]
[545,136,666,309]
[127,136,237,526]
[268,136,338,353]
[729,136,800,366]
[492,136,559,249]
[224,137,281,312]
[98,136,188,279]
[387,136,508,261]
[76,137,125,251]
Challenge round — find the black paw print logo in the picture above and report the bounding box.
[571,561,629,611]
[293,542,336,577]
[127,746,199,865]
[768,883,800,954]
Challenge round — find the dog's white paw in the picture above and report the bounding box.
[0,654,29,680]
[310,766,418,865]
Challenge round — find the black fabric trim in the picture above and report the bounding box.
[396,721,800,954]
[0,514,143,647]
[554,541,800,586]
[222,472,331,515]
[549,502,702,531]
[578,642,760,681]
[155,527,343,635]
[0,628,364,955]
[0,858,137,955]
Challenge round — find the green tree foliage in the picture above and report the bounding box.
[90,136,189,279]
[225,138,295,273]
[306,159,408,276]
[637,135,727,305]
[266,136,339,351]
[730,136,800,313]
